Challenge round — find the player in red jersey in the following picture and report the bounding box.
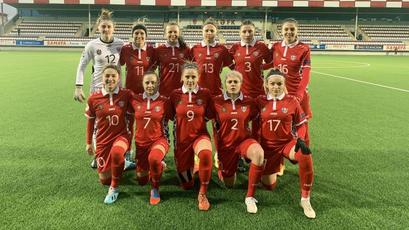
[120,24,157,95]
[229,20,272,99]
[191,19,234,96]
[130,71,169,205]
[211,71,264,214]
[155,22,191,97]
[255,69,315,218]
[168,62,213,211]
[269,18,312,145]
[85,64,133,204]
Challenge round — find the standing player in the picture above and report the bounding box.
[130,72,169,205]
[74,9,134,170]
[120,24,157,95]
[229,20,272,99]
[190,19,234,96]
[85,64,133,204]
[255,69,315,218]
[269,18,312,145]
[155,22,191,97]
[168,62,213,211]
[211,71,264,214]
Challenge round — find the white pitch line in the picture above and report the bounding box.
[312,70,409,93]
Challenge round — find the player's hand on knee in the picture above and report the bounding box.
[86,144,95,156]
[74,86,85,103]
[295,138,311,155]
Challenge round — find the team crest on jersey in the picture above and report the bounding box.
[237,52,241,57]
[137,105,141,110]
[146,57,150,62]
[154,106,161,112]
[214,53,219,59]
[96,49,102,55]
[281,107,288,113]
[262,107,266,112]
[96,104,103,110]
[253,51,259,57]
[275,53,279,57]
[198,53,202,58]
[118,101,125,107]
[221,107,227,113]
[179,53,184,58]
[241,106,247,112]
[196,99,203,105]
[290,55,297,61]
[117,47,121,52]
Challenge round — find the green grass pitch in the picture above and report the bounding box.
[1,51,409,229]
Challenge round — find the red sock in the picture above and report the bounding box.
[148,149,164,189]
[246,163,263,197]
[198,149,212,194]
[137,175,149,186]
[110,146,126,188]
[295,152,314,198]
[305,123,310,146]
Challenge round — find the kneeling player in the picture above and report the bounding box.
[131,72,169,205]
[85,65,133,204]
[256,69,315,218]
[168,62,213,211]
[211,71,264,214]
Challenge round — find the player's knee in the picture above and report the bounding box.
[180,180,194,190]
[148,152,162,168]
[261,181,277,191]
[99,177,111,185]
[248,144,264,166]
[198,150,212,168]
[137,175,149,186]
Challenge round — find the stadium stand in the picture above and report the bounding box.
[360,25,409,41]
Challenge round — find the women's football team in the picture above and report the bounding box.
[75,9,315,218]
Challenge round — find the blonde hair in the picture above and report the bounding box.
[102,64,120,75]
[225,70,243,83]
[97,8,114,25]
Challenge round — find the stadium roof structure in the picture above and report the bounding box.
[2,0,409,8]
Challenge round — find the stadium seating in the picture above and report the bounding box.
[359,25,409,41]
[8,20,82,37]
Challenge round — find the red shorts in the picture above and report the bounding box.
[218,138,259,178]
[135,137,169,172]
[301,91,312,119]
[174,134,210,172]
[95,135,129,174]
[262,139,296,175]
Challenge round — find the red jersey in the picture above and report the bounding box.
[120,43,157,95]
[130,92,169,148]
[271,40,311,98]
[229,40,272,98]
[155,43,191,97]
[211,92,257,150]
[191,41,233,96]
[255,94,306,151]
[168,86,212,146]
[85,88,133,146]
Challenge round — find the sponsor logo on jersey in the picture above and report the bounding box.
[281,107,288,113]
[198,53,202,58]
[196,99,203,105]
[146,57,150,62]
[96,104,104,110]
[237,52,240,57]
[96,49,102,55]
[214,53,219,59]
[154,106,161,112]
[222,107,227,113]
[118,101,125,107]
[253,51,259,57]
[262,107,266,112]
[290,55,297,61]
[137,105,141,110]
[241,106,247,112]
